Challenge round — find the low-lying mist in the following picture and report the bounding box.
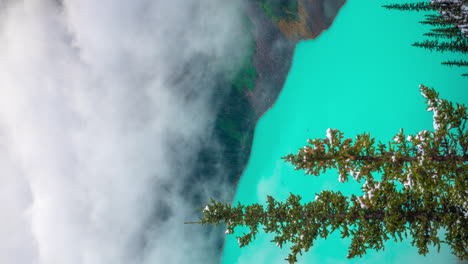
[0,0,249,263]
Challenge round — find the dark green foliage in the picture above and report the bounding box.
[383,0,468,76]
[231,13,258,92]
[442,60,468,67]
[232,60,257,92]
[217,119,243,141]
[423,32,460,39]
[216,13,257,163]
[258,0,299,23]
[383,1,463,12]
[412,39,468,53]
[382,2,433,11]
[431,26,464,36]
[420,15,460,26]
[188,86,468,263]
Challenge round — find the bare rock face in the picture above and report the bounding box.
[247,0,346,122]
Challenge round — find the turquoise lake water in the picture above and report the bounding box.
[222,0,468,263]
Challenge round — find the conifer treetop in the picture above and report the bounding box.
[383,0,468,76]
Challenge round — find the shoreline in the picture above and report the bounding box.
[232,0,347,196]
[220,0,347,259]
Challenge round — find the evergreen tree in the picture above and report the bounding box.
[384,0,468,76]
[186,85,468,263]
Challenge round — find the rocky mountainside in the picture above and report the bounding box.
[182,0,346,261]
[212,0,346,191]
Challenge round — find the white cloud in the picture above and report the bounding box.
[0,0,247,263]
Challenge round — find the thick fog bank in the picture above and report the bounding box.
[0,0,248,263]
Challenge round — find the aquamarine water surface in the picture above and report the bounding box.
[222,0,468,263]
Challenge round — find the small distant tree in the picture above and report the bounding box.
[186,85,468,263]
[383,0,468,76]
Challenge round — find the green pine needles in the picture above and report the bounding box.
[384,0,468,76]
[383,1,467,12]
[413,39,468,53]
[187,85,468,263]
[382,2,434,11]
[442,59,468,67]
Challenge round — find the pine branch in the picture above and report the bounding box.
[421,13,461,26]
[431,26,463,35]
[413,39,468,53]
[442,60,468,67]
[423,32,461,39]
[382,2,434,11]
[420,19,460,27]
